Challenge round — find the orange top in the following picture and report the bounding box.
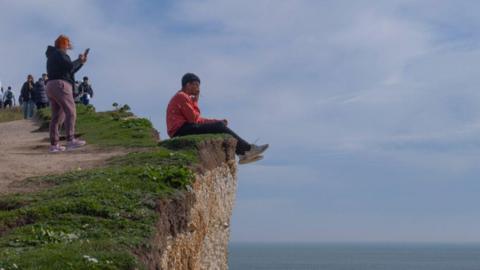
[166,91,219,137]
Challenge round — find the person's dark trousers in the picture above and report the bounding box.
[4,100,12,108]
[36,102,48,109]
[174,122,251,155]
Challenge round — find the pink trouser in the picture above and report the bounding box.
[46,80,76,145]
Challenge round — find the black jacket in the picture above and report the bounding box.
[20,81,34,102]
[78,82,94,98]
[33,79,49,104]
[45,46,83,87]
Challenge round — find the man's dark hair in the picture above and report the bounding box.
[181,73,200,87]
[83,76,89,81]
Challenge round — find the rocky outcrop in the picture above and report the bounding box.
[140,137,238,270]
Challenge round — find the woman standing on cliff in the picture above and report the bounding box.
[45,35,88,153]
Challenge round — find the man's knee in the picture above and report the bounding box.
[211,121,227,131]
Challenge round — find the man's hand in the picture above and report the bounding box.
[190,94,199,102]
[78,53,88,64]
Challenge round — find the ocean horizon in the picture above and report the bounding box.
[228,242,480,270]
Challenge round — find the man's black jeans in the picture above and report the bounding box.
[174,121,251,155]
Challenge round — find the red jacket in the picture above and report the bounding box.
[166,91,220,137]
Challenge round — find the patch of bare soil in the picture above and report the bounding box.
[0,120,126,194]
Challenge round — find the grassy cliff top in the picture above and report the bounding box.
[0,105,230,269]
[36,104,158,148]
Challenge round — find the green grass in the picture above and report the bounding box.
[159,133,231,150]
[0,105,229,269]
[0,107,23,123]
[37,104,158,148]
[0,146,198,269]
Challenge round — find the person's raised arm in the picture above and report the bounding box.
[177,94,201,123]
[72,59,83,73]
[72,51,87,73]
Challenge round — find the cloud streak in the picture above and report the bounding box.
[1,0,480,242]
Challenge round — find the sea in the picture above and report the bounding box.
[228,242,480,270]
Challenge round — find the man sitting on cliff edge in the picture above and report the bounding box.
[166,73,268,164]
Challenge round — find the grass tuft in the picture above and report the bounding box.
[0,107,23,123]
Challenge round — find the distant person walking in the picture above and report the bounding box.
[20,74,36,119]
[3,86,15,108]
[33,73,49,109]
[45,34,88,153]
[78,76,94,105]
[166,73,269,164]
[0,87,4,109]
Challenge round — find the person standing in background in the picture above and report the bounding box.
[0,80,3,108]
[78,76,94,105]
[0,87,4,109]
[20,74,36,119]
[45,34,88,153]
[33,73,49,109]
[3,86,15,108]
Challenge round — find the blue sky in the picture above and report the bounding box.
[1,0,480,243]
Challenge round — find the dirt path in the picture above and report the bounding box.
[0,120,126,194]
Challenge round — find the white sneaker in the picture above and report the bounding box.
[239,154,264,164]
[66,139,87,151]
[49,144,66,153]
[245,144,269,158]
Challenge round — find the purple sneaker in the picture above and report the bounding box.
[66,139,87,150]
[49,144,66,153]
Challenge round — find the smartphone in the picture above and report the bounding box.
[84,48,90,56]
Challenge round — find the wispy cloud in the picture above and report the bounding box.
[2,0,480,242]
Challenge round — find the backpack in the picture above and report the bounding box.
[6,91,13,100]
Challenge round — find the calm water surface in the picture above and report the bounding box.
[228,243,480,270]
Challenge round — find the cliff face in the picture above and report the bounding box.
[140,138,238,270]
